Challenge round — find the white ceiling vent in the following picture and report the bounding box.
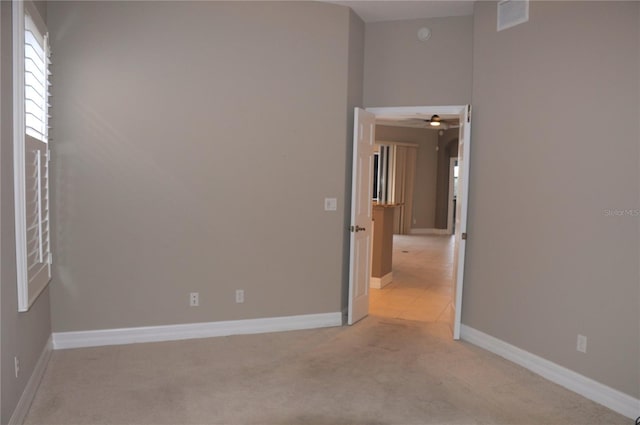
[497,0,529,32]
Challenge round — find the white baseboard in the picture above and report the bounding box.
[460,325,640,420]
[9,336,53,425]
[370,272,393,289]
[409,228,450,235]
[53,312,342,350]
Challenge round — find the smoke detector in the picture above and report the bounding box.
[417,27,431,42]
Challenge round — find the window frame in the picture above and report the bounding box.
[13,0,51,312]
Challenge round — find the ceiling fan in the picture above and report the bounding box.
[377,114,460,130]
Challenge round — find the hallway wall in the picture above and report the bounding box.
[375,125,438,229]
[434,128,459,229]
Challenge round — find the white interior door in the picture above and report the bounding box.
[348,108,375,325]
[451,105,471,339]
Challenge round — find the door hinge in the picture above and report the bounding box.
[461,232,467,240]
[467,105,472,123]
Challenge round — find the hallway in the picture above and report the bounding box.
[370,234,455,324]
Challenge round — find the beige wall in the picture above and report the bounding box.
[434,128,459,229]
[1,1,52,423]
[375,125,438,229]
[466,1,640,398]
[412,131,438,229]
[47,1,358,331]
[364,16,473,107]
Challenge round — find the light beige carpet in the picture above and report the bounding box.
[25,317,628,425]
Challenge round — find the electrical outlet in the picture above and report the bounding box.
[324,198,337,211]
[189,292,199,307]
[14,356,19,378]
[577,334,587,353]
[235,289,245,304]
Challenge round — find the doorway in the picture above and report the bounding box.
[369,234,455,323]
[347,105,471,339]
[371,123,457,328]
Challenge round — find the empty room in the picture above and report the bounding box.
[1,1,639,424]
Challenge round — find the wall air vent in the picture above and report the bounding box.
[497,0,529,32]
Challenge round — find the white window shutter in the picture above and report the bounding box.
[23,139,51,303]
[14,1,52,312]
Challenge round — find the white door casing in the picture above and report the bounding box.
[348,108,375,325]
[451,105,471,339]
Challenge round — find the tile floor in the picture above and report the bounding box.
[370,234,455,325]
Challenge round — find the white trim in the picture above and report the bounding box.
[388,144,395,203]
[375,140,419,149]
[8,336,53,425]
[367,105,468,117]
[370,272,393,289]
[451,105,471,340]
[13,0,29,312]
[13,0,52,312]
[409,228,450,235]
[53,312,342,350]
[461,325,640,420]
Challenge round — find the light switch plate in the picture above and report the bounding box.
[324,198,337,211]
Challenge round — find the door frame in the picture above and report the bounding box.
[447,157,458,235]
[352,105,471,340]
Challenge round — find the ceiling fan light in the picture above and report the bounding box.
[429,115,442,126]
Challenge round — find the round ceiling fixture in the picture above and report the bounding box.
[417,27,431,42]
[429,115,442,127]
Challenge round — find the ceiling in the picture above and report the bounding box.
[325,1,475,23]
